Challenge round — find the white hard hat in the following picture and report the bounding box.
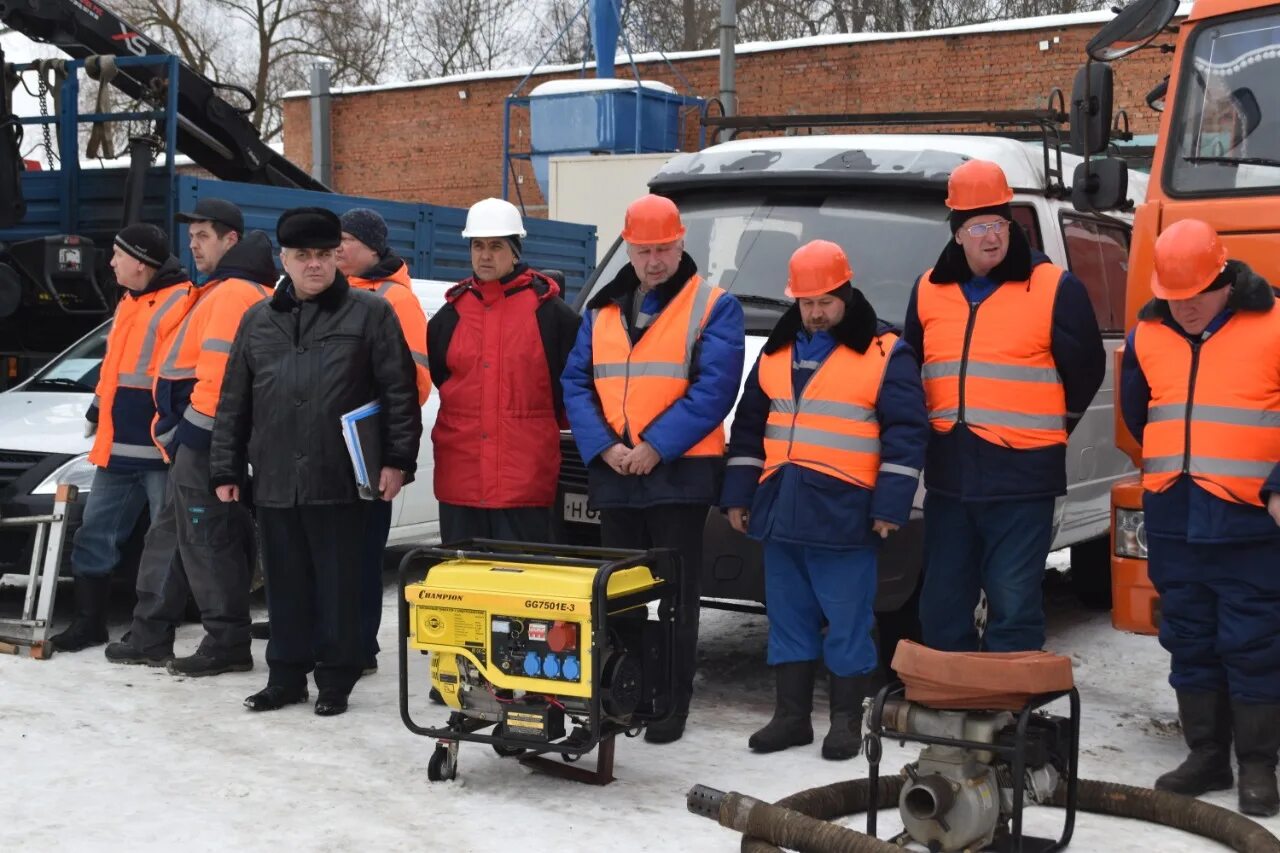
[461,197,527,239]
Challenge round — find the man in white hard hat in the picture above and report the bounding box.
[426,197,580,541]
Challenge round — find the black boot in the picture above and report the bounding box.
[104,632,173,667]
[49,575,110,652]
[1233,702,1280,817]
[314,690,350,717]
[250,621,270,640]
[823,673,874,761]
[749,661,816,753]
[244,684,308,712]
[1155,691,1234,795]
[167,648,254,677]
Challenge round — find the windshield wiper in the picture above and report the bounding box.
[734,294,793,310]
[28,377,94,392]
[1183,156,1280,168]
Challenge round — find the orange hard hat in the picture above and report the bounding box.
[945,159,1015,211]
[1151,219,1228,300]
[785,240,854,298]
[621,194,686,245]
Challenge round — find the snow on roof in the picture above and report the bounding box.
[283,3,1193,100]
[529,79,676,97]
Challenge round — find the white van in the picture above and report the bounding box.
[555,133,1147,611]
[0,279,451,572]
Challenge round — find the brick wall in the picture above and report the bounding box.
[282,19,1172,212]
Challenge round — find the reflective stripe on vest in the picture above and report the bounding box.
[590,276,725,456]
[916,263,1066,449]
[89,281,193,468]
[756,333,897,488]
[1135,306,1280,506]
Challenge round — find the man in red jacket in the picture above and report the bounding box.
[426,198,579,542]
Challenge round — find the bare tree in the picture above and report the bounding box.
[393,0,530,79]
[108,0,396,141]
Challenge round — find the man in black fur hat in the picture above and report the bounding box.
[210,207,421,716]
[721,240,928,760]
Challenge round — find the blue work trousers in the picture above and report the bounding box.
[1147,534,1280,704]
[764,540,878,677]
[918,493,1055,652]
[70,466,168,579]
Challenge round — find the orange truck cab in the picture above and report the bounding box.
[1073,0,1280,633]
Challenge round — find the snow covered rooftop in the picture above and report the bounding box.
[282,3,1193,100]
[528,79,676,97]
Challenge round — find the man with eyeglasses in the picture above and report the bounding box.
[903,159,1104,653]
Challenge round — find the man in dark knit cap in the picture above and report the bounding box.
[210,207,422,716]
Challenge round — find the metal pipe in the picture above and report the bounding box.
[309,62,332,185]
[718,0,737,142]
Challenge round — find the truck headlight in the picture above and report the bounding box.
[1114,508,1147,559]
[32,453,96,496]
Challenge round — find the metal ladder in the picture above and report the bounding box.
[0,484,78,659]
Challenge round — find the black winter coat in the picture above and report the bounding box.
[209,273,422,508]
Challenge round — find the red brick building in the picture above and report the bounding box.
[281,10,1174,211]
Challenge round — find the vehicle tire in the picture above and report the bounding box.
[1069,537,1113,611]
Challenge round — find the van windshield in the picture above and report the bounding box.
[1167,12,1280,195]
[585,191,952,330]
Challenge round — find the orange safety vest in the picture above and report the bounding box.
[349,265,432,405]
[89,280,194,468]
[916,263,1067,450]
[151,276,272,459]
[591,275,726,457]
[757,333,898,488]
[1135,307,1280,507]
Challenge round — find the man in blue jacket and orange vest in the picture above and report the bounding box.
[1120,219,1280,818]
[905,160,1105,655]
[563,194,745,744]
[722,240,928,759]
[107,199,275,674]
[50,224,193,652]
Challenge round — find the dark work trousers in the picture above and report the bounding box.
[439,502,551,544]
[917,493,1055,653]
[258,503,366,695]
[129,445,254,658]
[360,498,394,665]
[1147,534,1280,704]
[600,504,706,720]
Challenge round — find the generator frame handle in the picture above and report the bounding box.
[396,540,680,759]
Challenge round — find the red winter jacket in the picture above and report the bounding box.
[426,265,580,508]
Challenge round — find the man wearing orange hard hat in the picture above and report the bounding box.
[562,194,745,744]
[721,240,928,760]
[1119,218,1280,818]
[904,159,1104,653]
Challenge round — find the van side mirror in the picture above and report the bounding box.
[1072,158,1129,212]
[1071,62,1115,156]
[1086,0,1179,61]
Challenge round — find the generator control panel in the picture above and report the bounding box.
[491,615,583,684]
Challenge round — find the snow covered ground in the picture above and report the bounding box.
[2,569,1277,852]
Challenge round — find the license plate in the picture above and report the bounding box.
[562,492,599,525]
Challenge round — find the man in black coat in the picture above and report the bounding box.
[210,207,422,716]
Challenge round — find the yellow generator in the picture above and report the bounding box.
[398,540,681,785]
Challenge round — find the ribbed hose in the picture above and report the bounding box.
[1055,780,1280,853]
[686,777,1280,853]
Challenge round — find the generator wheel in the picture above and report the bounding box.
[427,744,457,781]
[561,751,581,763]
